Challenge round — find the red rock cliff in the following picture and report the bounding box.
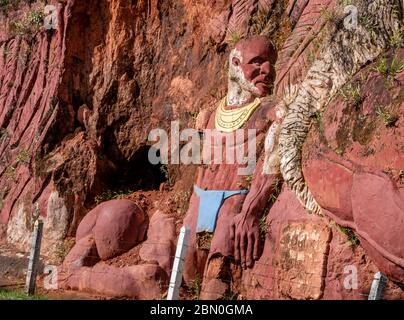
[1,0,403,299]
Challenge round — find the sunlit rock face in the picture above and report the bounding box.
[1,0,403,299]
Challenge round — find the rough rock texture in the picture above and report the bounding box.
[139,209,176,275]
[242,187,404,300]
[302,48,404,283]
[59,262,168,299]
[279,0,402,215]
[93,200,147,260]
[63,234,99,268]
[59,191,178,299]
[1,0,403,300]
[0,0,232,257]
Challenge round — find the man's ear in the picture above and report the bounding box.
[232,57,240,67]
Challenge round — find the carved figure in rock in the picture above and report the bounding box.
[58,200,170,299]
[261,0,404,282]
[183,35,280,299]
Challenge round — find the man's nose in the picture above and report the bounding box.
[260,61,270,75]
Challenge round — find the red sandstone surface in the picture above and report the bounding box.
[0,0,403,300]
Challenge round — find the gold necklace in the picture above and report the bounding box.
[215,97,261,132]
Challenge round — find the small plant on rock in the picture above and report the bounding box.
[259,208,269,240]
[228,30,243,45]
[94,189,133,205]
[373,56,404,87]
[389,31,404,48]
[320,6,339,25]
[259,177,282,240]
[338,0,352,5]
[159,164,173,186]
[171,190,191,216]
[376,105,399,127]
[343,81,364,107]
[338,225,360,247]
[221,289,238,300]
[9,9,44,37]
[16,148,30,165]
[187,273,202,300]
[4,166,16,180]
[55,242,69,262]
[340,83,362,108]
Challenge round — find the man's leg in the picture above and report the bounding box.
[200,254,230,300]
[200,254,242,300]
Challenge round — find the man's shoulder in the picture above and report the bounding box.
[259,96,278,119]
[195,100,217,130]
[248,95,278,128]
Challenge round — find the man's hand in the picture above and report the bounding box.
[231,213,260,269]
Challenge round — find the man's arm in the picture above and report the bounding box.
[231,158,280,269]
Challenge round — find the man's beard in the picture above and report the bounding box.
[228,65,260,106]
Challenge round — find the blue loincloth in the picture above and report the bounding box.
[194,185,249,233]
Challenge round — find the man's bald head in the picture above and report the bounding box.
[235,36,276,65]
[228,36,277,101]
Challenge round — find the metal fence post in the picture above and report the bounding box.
[368,271,388,300]
[167,225,190,300]
[25,219,44,295]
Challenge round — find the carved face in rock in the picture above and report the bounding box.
[229,36,276,100]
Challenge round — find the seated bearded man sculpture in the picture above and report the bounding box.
[183,35,279,299]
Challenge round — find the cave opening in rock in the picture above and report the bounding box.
[107,145,167,192]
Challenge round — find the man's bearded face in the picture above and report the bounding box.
[231,37,276,97]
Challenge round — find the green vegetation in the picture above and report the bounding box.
[4,166,16,180]
[259,177,283,240]
[376,105,399,128]
[1,0,36,13]
[94,189,133,205]
[248,0,291,50]
[340,83,362,108]
[259,207,269,240]
[187,274,202,300]
[249,10,270,35]
[228,30,243,45]
[335,148,344,156]
[0,288,48,300]
[0,0,10,8]
[54,242,70,262]
[0,0,15,13]
[337,225,360,247]
[159,164,173,186]
[307,51,317,64]
[389,57,404,76]
[313,110,322,125]
[389,31,404,48]
[237,174,253,189]
[221,289,238,300]
[268,177,282,205]
[373,56,404,85]
[16,148,30,165]
[171,190,191,216]
[320,6,338,24]
[9,9,44,36]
